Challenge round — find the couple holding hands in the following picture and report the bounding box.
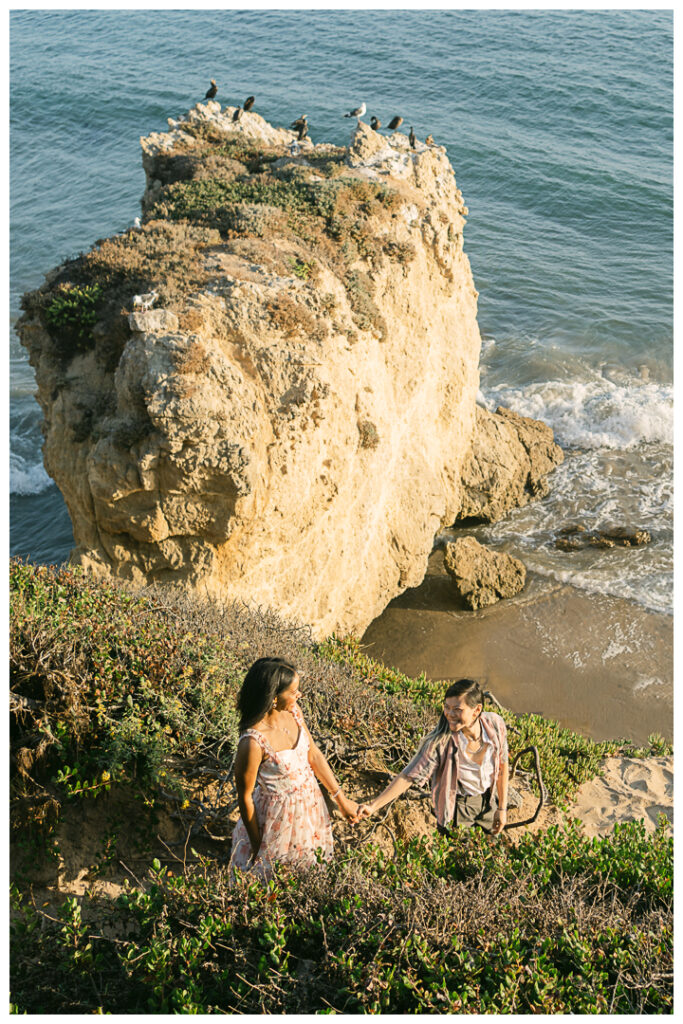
[230,658,509,878]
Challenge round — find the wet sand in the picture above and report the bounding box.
[361,551,672,745]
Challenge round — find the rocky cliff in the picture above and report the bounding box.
[18,101,548,637]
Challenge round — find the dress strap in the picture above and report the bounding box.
[291,703,304,728]
[240,729,278,762]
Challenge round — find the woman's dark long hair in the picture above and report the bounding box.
[237,657,298,732]
[429,678,485,741]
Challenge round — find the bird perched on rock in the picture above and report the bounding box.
[232,106,243,122]
[370,115,381,131]
[133,217,142,230]
[290,114,308,132]
[132,290,159,311]
[290,141,301,157]
[409,126,416,149]
[205,79,218,100]
[244,95,255,111]
[425,134,434,146]
[387,115,403,130]
[344,101,366,119]
[297,121,308,141]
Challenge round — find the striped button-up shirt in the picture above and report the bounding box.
[400,711,508,827]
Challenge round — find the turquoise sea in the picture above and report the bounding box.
[10,9,673,613]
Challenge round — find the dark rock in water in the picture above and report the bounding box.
[457,405,564,525]
[443,536,526,610]
[599,526,651,546]
[590,535,616,549]
[555,536,583,552]
[555,525,651,551]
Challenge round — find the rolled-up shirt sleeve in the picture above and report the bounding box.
[400,736,441,789]
[498,717,509,764]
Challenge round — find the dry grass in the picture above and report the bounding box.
[173,341,212,376]
[267,291,318,340]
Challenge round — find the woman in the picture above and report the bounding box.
[356,679,508,835]
[230,657,358,878]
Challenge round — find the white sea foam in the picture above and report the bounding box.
[10,454,52,495]
[480,375,672,450]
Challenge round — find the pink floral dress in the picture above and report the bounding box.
[229,703,333,879]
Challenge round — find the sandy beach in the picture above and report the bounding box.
[568,755,673,835]
[361,549,672,746]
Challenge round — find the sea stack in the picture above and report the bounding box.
[17,106,556,638]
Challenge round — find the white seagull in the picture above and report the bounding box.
[343,102,366,119]
[132,290,159,311]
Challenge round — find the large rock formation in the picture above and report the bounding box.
[18,103,484,638]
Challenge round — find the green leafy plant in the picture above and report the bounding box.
[44,283,102,354]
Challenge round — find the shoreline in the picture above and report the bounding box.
[361,550,672,746]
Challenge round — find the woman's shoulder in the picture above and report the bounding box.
[238,729,271,755]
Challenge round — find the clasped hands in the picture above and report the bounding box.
[336,801,375,825]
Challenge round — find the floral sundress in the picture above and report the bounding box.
[229,703,333,879]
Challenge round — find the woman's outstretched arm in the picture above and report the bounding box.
[300,718,359,820]
[234,736,264,860]
[356,774,413,818]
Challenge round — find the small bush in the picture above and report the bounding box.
[227,202,285,238]
[266,292,317,339]
[173,341,211,375]
[344,270,387,339]
[44,283,103,356]
[357,419,380,449]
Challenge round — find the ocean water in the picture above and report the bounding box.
[10,9,673,613]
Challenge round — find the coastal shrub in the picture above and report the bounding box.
[227,202,285,238]
[266,292,318,339]
[343,269,387,339]
[173,341,212,375]
[44,283,103,356]
[10,820,672,1013]
[383,239,417,265]
[288,256,316,281]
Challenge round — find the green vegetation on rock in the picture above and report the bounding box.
[23,125,413,361]
[44,282,103,354]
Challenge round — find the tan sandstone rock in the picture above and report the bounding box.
[19,110,482,638]
[457,405,564,524]
[443,536,526,610]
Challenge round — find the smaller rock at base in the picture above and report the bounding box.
[443,536,526,611]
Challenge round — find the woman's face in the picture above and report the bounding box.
[276,673,301,711]
[443,696,482,732]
